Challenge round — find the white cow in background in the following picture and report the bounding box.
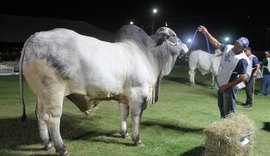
[188,49,223,86]
[19,25,188,156]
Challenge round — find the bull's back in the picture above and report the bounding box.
[22,29,142,96]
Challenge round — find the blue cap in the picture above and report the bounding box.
[236,37,249,48]
[245,47,251,51]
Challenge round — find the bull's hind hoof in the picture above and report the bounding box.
[134,140,145,147]
[43,143,53,151]
[60,150,71,156]
[120,133,130,139]
[64,151,71,156]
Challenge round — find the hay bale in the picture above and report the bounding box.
[203,114,256,156]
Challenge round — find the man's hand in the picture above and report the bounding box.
[218,84,228,94]
[198,25,208,34]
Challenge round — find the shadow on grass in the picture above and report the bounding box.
[73,130,133,146]
[180,145,205,156]
[262,122,270,131]
[0,116,40,149]
[90,138,134,146]
[164,76,190,85]
[141,121,204,134]
[0,114,132,153]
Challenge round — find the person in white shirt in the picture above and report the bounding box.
[257,52,270,96]
[198,25,249,118]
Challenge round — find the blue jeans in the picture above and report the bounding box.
[217,87,236,118]
[259,75,270,95]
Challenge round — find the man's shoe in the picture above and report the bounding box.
[257,93,263,96]
[244,104,252,108]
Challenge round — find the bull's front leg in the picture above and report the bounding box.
[211,73,216,87]
[119,103,130,138]
[130,101,145,147]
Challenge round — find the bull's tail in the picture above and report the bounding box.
[19,42,27,121]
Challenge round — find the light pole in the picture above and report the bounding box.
[224,37,230,43]
[152,8,158,34]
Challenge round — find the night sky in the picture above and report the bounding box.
[1,1,270,57]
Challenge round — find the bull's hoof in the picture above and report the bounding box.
[84,110,91,116]
[120,133,130,139]
[43,143,53,151]
[134,140,145,147]
[64,151,71,156]
[60,150,71,156]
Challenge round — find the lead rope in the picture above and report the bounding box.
[204,32,218,87]
[178,29,198,59]
[188,29,198,51]
[184,28,211,55]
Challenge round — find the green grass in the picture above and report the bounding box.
[0,65,270,156]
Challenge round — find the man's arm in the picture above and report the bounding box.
[198,25,221,49]
[253,64,261,77]
[219,75,246,93]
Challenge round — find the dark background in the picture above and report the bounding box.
[1,1,270,60]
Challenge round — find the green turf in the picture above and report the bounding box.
[0,65,269,156]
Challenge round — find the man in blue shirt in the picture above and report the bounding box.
[243,47,260,108]
[257,52,270,96]
[198,25,249,118]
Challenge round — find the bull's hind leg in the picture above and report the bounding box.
[24,60,70,156]
[45,89,71,156]
[119,103,130,138]
[35,80,69,155]
[38,93,70,156]
[35,98,52,150]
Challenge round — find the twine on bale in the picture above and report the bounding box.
[203,114,256,156]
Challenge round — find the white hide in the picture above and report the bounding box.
[20,26,188,156]
[188,49,222,86]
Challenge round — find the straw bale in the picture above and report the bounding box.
[203,114,256,156]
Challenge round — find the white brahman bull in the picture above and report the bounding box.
[188,49,222,86]
[19,25,188,156]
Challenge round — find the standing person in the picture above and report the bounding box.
[243,47,260,108]
[257,52,270,96]
[198,25,249,118]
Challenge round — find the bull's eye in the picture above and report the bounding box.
[159,27,165,31]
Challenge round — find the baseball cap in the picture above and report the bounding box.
[236,37,249,48]
[245,47,251,51]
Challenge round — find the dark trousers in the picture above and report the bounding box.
[217,87,236,118]
[245,76,255,105]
